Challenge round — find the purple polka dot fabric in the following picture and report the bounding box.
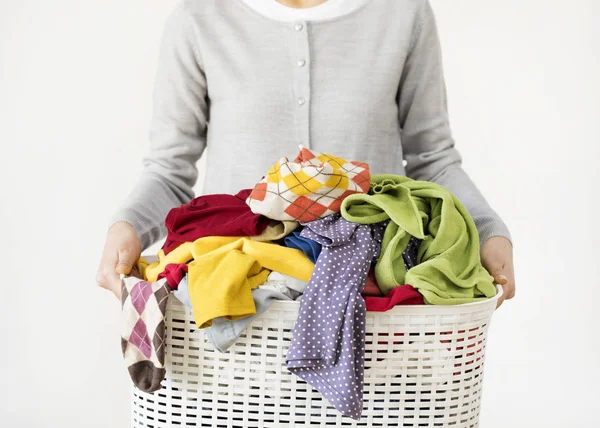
[403,236,421,270]
[286,214,385,420]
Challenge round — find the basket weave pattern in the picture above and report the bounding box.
[132,296,496,427]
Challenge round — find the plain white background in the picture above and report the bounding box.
[1,0,598,426]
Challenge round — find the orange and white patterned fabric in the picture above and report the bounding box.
[246,146,371,223]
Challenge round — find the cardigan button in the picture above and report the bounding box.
[297,97,306,105]
[294,23,304,31]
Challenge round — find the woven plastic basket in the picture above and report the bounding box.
[131,286,501,427]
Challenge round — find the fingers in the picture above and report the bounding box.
[96,222,142,301]
[494,271,515,308]
[494,274,508,285]
[494,266,515,300]
[503,277,516,299]
[480,237,515,310]
[116,248,136,275]
[96,245,126,301]
[488,268,509,308]
[495,292,506,309]
[496,281,515,308]
[106,266,122,299]
[96,260,122,300]
[493,272,506,309]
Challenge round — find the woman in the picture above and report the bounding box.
[96,0,515,306]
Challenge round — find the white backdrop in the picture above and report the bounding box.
[1,0,598,427]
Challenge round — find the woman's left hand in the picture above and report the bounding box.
[480,236,515,308]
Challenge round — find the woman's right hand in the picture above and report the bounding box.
[96,221,142,300]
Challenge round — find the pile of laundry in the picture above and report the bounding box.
[120,145,496,419]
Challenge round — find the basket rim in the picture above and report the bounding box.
[264,284,503,315]
[277,283,503,306]
[165,284,504,317]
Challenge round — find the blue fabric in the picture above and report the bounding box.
[174,273,304,353]
[173,275,192,309]
[282,229,322,263]
[206,288,295,353]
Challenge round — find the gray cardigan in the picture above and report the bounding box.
[112,0,511,250]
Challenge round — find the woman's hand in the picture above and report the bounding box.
[480,236,515,308]
[96,221,142,300]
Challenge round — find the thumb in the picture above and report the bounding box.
[492,271,508,285]
[116,248,136,275]
[482,258,507,284]
[484,262,515,307]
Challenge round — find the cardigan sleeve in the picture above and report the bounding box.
[397,0,511,246]
[110,2,208,250]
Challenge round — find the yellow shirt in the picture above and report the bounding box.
[145,237,314,328]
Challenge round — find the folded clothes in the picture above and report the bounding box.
[279,229,322,263]
[341,175,496,304]
[161,189,272,255]
[246,145,370,223]
[364,284,424,311]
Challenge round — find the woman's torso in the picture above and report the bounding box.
[188,0,422,194]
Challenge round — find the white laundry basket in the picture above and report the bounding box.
[131,287,501,428]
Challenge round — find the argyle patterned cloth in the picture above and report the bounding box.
[246,145,371,223]
[121,276,172,392]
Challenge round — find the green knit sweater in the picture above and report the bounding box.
[341,175,496,305]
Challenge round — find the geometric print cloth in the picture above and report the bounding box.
[246,145,371,223]
[121,276,171,392]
